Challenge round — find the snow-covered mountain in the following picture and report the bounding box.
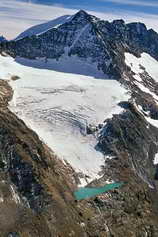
[15,15,73,40]
[1,9,158,236]
[2,8,158,190]
[2,10,158,78]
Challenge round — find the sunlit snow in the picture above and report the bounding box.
[0,54,129,185]
[15,15,73,41]
[125,52,158,82]
[153,153,158,165]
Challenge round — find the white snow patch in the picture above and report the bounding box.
[78,178,89,187]
[0,54,129,185]
[134,81,158,101]
[146,117,158,128]
[10,185,21,204]
[80,222,86,228]
[153,153,158,165]
[0,197,4,203]
[125,52,158,102]
[133,74,142,82]
[135,104,158,132]
[125,52,158,82]
[134,103,158,144]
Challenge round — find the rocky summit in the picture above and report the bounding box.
[0,10,158,237]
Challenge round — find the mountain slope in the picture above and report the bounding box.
[0,53,129,186]
[1,9,158,237]
[0,73,158,236]
[0,79,105,237]
[15,15,72,40]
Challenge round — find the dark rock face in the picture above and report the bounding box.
[93,103,158,236]
[2,10,158,79]
[98,104,158,186]
[8,150,44,211]
[0,81,48,213]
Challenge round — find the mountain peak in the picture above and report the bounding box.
[76,10,89,16]
[71,10,90,22]
[71,10,99,24]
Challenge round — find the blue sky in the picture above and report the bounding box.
[1,0,158,39]
[20,0,158,15]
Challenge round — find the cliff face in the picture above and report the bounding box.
[1,10,158,237]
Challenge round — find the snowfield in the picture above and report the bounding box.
[125,52,158,82]
[0,54,129,186]
[125,52,158,129]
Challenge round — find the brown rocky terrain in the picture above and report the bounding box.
[0,76,158,237]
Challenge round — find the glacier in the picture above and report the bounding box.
[0,54,129,186]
